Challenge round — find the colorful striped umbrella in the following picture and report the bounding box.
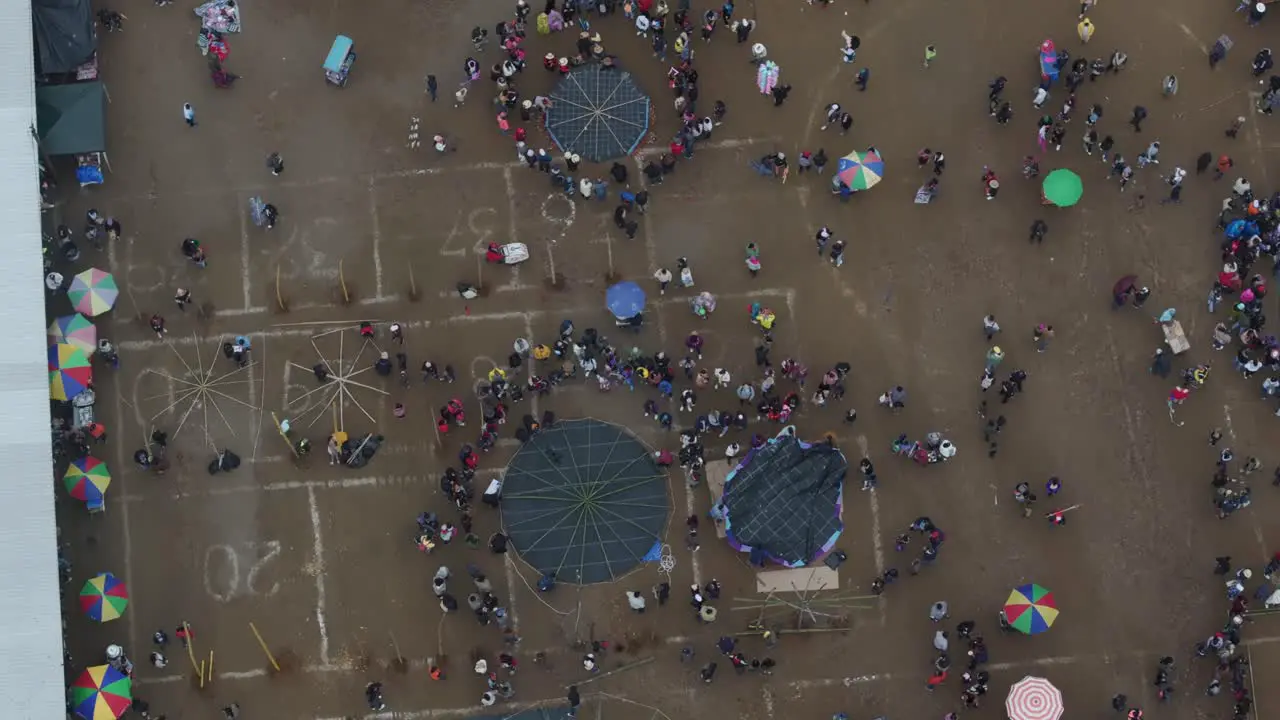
[68,268,119,317]
[64,456,111,503]
[835,149,885,190]
[79,572,129,622]
[48,313,98,353]
[49,343,93,401]
[71,664,132,719]
[1003,583,1059,634]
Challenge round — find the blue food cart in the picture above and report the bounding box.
[324,35,356,87]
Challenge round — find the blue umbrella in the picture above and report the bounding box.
[606,281,646,319]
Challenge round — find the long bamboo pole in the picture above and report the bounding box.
[249,622,281,671]
[563,656,654,689]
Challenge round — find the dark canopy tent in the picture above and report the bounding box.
[501,419,670,584]
[33,0,96,75]
[721,432,847,567]
[545,64,651,163]
[37,81,105,155]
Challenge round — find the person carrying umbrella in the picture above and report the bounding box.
[1112,275,1138,307]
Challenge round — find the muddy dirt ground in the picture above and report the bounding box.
[48,0,1280,717]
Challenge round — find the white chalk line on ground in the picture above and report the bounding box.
[142,634,1280,697]
[307,486,332,667]
[1248,93,1272,187]
[503,552,522,635]
[107,138,776,205]
[1176,22,1210,55]
[115,471,505,503]
[634,136,775,161]
[140,634,695,687]
[239,193,253,312]
[368,178,385,300]
[500,165,524,290]
[117,289,798,351]
[856,434,887,628]
[112,365,141,660]
[631,158,697,587]
[1221,403,1268,553]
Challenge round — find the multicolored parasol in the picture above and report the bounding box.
[1042,169,1083,207]
[835,149,884,190]
[49,343,93,401]
[64,456,112,503]
[71,664,132,719]
[68,268,119,317]
[48,313,98,353]
[1006,675,1064,720]
[1003,583,1059,634]
[79,572,129,622]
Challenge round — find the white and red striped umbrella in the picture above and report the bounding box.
[1005,676,1064,720]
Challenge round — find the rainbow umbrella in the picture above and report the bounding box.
[70,664,132,719]
[65,456,111,503]
[835,149,884,190]
[68,268,119,317]
[1003,583,1059,635]
[80,572,129,622]
[48,313,98,353]
[49,343,93,401]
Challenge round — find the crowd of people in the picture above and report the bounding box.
[360,0,1280,714]
[69,0,1280,715]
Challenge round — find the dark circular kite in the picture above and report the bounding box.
[501,419,670,584]
[546,64,651,163]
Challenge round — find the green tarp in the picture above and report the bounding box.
[36,81,105,155]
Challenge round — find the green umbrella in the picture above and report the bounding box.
[1042,169,1083,207]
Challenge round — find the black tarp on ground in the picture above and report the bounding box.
[36,81,105,155]
[33,0,96,75]
[501,419,669,584]
[722,433,847,567]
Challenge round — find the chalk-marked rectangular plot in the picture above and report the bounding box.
[505,169,629,288]
[113,193,239,314]
[372,167,512,300]
[314,484,514,665]
[280,329,394,433]
[644,190,796,269]
[126,491,318,671]
[246,182,375,309]
[124,336,264,461]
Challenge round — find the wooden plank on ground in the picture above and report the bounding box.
[755,566,839,594]
[705,459,730,538]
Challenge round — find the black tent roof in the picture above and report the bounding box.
[33,0,96,75]
[722,433,846,567]
[37,81,105,155]
[501,419,669,584]
[545,64,651,163]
